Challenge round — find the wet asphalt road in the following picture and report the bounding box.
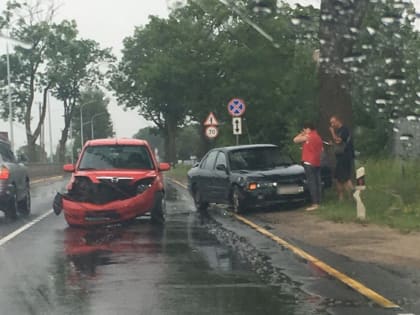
[0,178,417,314]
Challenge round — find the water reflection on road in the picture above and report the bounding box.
[47,183,328,315]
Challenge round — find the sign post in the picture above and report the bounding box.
[353,167,366,220]
[227,98,246,145]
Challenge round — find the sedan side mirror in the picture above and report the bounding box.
[63,164,75,172]
[216,164,228,173]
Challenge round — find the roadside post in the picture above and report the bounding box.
[203,112,219,141]
[227,98,246,145]
[353,167,366,220]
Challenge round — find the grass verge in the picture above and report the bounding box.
[318,159,420,232]
[166,164,190,184]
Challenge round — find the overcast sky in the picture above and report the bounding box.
[1,0,420,153]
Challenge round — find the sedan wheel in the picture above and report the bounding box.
[18,185,31,216]
[6,190,18,220]
[193,188,208,211]
[151,192,165,225]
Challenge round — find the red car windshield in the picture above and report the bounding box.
[78,145,154,170]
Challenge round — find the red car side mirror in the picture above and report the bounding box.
[158,162,171,172]
[63,164,75,172]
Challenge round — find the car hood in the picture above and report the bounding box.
[73,169,157,184]
[232,164,305,182]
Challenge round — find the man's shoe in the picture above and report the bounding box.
[305,204,319,211]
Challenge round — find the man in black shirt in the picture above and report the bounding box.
[329,115,355,201]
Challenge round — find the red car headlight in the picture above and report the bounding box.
[136,178,155,194]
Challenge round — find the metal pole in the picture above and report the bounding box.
[6,41,14,152]
[91,119,94,139]
[80,106,84,148]
[47,92,53,161]
[91,112,107,139]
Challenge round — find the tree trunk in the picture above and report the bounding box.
[318,0,370,139]
[57,99,74,163]
[57,125,70,163]
[163,118,177,164]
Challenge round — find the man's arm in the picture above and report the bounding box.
[293,132,307,144]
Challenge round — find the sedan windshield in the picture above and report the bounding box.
[228,147,293,171]
[78,145,154,170]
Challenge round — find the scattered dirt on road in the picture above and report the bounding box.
[250,210,420,269]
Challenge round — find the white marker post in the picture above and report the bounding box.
[353,167,366,220]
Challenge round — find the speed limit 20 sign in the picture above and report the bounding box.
[205,126,219,139]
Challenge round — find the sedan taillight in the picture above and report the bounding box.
[0,165,10,180]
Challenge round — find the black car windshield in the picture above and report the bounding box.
[228,147,294,171]
[78,145,154,170]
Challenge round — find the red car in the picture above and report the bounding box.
[53,138,170,227]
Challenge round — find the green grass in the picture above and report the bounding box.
[166,164,190,184]
[318,159,420,232]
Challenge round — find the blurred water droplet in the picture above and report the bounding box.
[393,127,399,133]
[385,58,392,64]
[291,18,301,25]
[321,14,333,21]
[407,115,417,121]
[366,27,376,35]
[320,39,326,45]
[385,79,398,86]
[376,99,387,105]
[381,16,396,25]
[167,0,187,9]
[400,134,413,141]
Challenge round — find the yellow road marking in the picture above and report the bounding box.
[170,178,188,189]
[234,214,399,309]
[31,175,63,184]
[169,178,399,309]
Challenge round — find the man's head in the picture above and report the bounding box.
[303,121,315,133]
[330,115,343,129]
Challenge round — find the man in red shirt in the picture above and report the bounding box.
[293,122,323,211]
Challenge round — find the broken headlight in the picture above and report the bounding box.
[136,178,155,194]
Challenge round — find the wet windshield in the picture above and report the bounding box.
[229,147,294,171]
[2,0,420,314]
[79,145,154,170]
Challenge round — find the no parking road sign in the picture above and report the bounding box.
[227,98,246,117]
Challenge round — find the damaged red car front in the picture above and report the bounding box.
[53,138,170,227]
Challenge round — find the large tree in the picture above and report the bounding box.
[46,20,113,162]
[0,1,112,162]
[317,0,370,138]
[111,15,202,163]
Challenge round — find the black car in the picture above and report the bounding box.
[187,144,331,213]
[0,140,31,219]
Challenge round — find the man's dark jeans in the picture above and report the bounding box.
[303,164,321,205]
